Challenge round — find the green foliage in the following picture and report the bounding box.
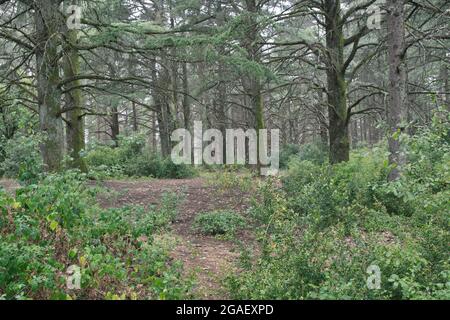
[0,134,42,183]
[228,112,450,300]
[0,171,193,300]
[85,134,196,179]
[193,210,246,236]
[279,141,328,169]
[280,141,328,168]
[206,171,253,193]
[123,153,197,179]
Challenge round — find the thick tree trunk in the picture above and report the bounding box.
[387,0,407,181]
[34,0,64,172]
[325,0,349,164]
[63,26,87,172]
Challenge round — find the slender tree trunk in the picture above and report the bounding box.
[216,0,227,162]
[182,62,190,131]
[318,90,329,146]
[387,0,407,181]
[152,58,172,157]
[132,102,138,132]
[243,0,265,174]
[324,0,349,164]
[63,25,87,172]
[111,102,120,147]
[440,63,449,111]
[34,0,64,172]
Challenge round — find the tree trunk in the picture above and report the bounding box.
[243,0,265,174]
[111,103,120,147]
[387,0,407,181]
[182,62,190,131]
[440,63,449,111]
[132,102,138,132]
[154,64,172,157]
[324,0,349,164]
[63,25,87,172]
[34,0,64,172]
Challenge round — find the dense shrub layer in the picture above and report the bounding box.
[228,112,450,300]
[0,171,192,300]
[85,135,197,179]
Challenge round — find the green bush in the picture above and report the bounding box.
[279,142,328,169]
[0,134,42,183]
[228,111,450,300]
[0,171,193,300]
[85,134,197,179]
[193,210,246,236]
[122,153,197,179]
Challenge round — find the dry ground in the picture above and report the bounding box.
[94,177,256,299]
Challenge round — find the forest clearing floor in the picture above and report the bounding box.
[94,177,257,299]
[0,176,258,299]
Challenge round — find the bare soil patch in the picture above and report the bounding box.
[93,177,256,299]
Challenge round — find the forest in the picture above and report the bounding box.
[0,0,449,301]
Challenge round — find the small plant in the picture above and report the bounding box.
[193,210,246,236]
[207,171,253,194]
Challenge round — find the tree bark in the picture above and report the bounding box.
[182,62,190,131]
[243,0,265,173]
[324,0,350,164]
[440,63,449,111]
[111,102,120,147]
[63,25,87,172]
[34,0,64,172]
[152,58,172,157]
[387,0,407,181]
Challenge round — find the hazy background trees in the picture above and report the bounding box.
[0,0,448,178]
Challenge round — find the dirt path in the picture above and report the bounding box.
[0,179,20,195]
[94,177,255,299]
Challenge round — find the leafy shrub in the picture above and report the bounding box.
[15,170,93,230]
[207,171,253,193]
[0,171,193,300]
[280,142,327,169]
[282,147,387,228]
[122,153,197,179]
[0,238,63,299]
[0,134,42,183]
[279,144,301,169]
[228,111,450,300]
[193,210,246,236]
[85,134,197,179]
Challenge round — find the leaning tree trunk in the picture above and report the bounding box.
[325,0,350,164]
[63,26,87,172]
[34,0,64,172]
[387,0,407,181]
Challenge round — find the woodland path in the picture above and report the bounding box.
[0,177,256,298]
[94,177,255,299]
